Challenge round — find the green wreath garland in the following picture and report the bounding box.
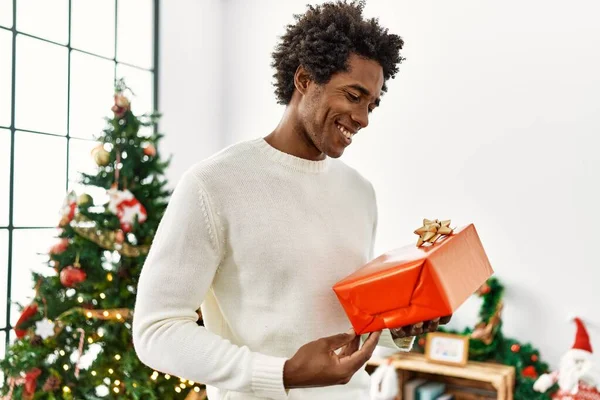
[411,277,558,399]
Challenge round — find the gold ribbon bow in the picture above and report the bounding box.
[414,218,454,247]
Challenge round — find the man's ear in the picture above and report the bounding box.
[294,65,312,95]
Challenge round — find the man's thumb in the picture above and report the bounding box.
[325,329,356,350]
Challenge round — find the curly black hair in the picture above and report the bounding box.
[271,0,405,105]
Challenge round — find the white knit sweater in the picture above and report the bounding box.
[133,138,412,400]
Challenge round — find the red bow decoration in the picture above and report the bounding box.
[14,303,38,339]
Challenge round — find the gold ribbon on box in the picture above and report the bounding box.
[414,218,454,247]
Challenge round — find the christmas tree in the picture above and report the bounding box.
[0,80,206,399]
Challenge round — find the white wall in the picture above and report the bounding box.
[158,0,224,187]
[163,0,600,368]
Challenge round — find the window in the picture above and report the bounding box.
[0,0,159,357]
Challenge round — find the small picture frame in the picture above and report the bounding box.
[425,332,470,367]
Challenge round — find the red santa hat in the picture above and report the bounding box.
[572,317,593,353]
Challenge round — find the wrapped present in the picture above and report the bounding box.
[333,220,494,334]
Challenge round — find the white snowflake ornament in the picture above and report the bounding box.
[35,318,56,339]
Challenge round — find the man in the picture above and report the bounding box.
[133,2,449,399]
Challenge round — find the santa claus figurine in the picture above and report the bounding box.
[534,317,600,399]
[107,186,147,233]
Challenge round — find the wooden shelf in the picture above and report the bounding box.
[367,352,515,400]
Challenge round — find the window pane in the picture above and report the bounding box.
[117,0,153,69]
[69,51,115,140]
[10,228,57,326]
[68,138,109,205]
[13,131,67,227]
[0,29,11,127]
[0,229,7,327]
[0,331,5,385]
[116,63,153,116]
[15,35,68,135]
[0,129,9,227]
[71,0,115,58]
[0,0,13,28]
[16,0,68,44]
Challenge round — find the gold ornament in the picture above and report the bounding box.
[77,193,93,206]
[71,214,149,257]
[91,144,110,166]
[414,218,454,247]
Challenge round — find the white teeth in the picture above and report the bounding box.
[336,123,354,139]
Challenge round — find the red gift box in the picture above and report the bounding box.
[333,223,494,334]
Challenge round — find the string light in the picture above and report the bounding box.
[107,273,113,282]
[88,337,94,344]
[188,380,195,385]
[180,378,186,383]
[151,371,159,381]
[108,368,114,374]
[116,313,123,320]
[114,380,121,386]
[113,387,120,394]
[91,371,97,376]
[63,386,71,393]
[133,383,138,388]
[77,296,84,303]
[98,330,104,337]
[175,387,182,393]
[164,374,171,380]
[100,293,106,299]
[194,387,201,393]
[63,364,69,371]
[59,350,66,356]
[115,354,121,361]
[86,311,93,318]
[103,311,110,317]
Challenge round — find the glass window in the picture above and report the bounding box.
[16,0,68,44]
[71,0,115,58]
[13,131,67,227]
[0,0,13,29]
[15,35,68,135]
[117,0,154,69]
[0,129,9,227]
[0,29,11,128]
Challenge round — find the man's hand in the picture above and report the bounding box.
[283,330,382,388]
[389,315,452,339]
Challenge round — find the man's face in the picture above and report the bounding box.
[299,53,384,158]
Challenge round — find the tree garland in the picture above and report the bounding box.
[412,277,558,399]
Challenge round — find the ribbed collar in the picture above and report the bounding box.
[252,138,331,173]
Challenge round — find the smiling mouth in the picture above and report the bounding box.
[336,122,356,141]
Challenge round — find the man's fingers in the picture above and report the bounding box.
[325,330,357,350]
[410,322,424,336]
[342,331,381,371]
[427,318,440,332]
[339,335,360,357]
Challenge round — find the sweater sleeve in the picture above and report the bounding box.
[367,183,415,352]
[132,169,289,400]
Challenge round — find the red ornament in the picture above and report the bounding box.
[522,365,538,379]
[418,338,426,347]
[24,368,42,396]
[49,238,69,255]
[531,354,539,362]
[142,143,156,157]
[14,303,39,338]
[511,344,521,353]
[60,266,87,287]
[478,283,491,295]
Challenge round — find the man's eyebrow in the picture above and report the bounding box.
[347,84,381,107]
